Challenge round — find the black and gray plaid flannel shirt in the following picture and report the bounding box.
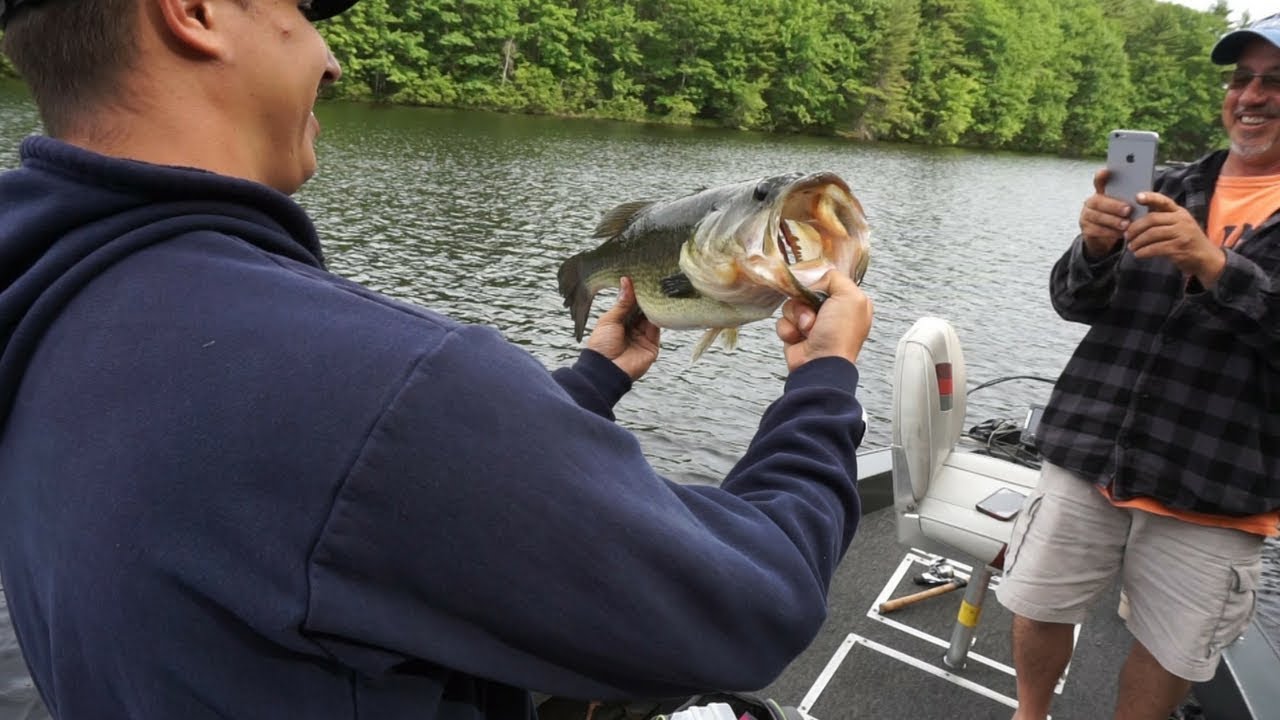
[1036,150,1280,517]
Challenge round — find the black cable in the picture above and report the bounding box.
[959,375,1054,470]
[967,374,1057,395]
[965,417,1043,470]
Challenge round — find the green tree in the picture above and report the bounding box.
[1118,0,1228,159]
[305,0,1236,160]
[759,0,867,133]
[322,0,442,104]
[632,0,782,126]
[902,0,983,145]
[845,0,920,140]
[509,0,596,113]
[576,1,654,119]
[1055,0,1132,155]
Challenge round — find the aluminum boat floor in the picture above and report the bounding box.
[761,503,1134,720]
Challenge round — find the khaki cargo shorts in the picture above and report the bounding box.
[995,463,1264,682]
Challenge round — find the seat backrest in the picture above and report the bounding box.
[890,316,967,509]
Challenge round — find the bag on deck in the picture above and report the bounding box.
[535,691,803,720]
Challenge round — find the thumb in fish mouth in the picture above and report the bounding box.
[780,265,828,311]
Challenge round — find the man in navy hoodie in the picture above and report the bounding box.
[0,0,875,718]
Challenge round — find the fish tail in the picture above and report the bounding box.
[557,251,596,342]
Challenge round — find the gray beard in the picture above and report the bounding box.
[1231,137,1277,157]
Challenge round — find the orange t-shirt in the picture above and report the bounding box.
[1206,173,1280,248]
[1100,486,1279,537]
[1104,173,1280,537]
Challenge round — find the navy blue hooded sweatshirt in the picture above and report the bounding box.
[0,137,865,719]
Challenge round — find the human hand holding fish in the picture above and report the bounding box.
[777,271,873,373]
[585,276,662,381]
[557,171,870,362]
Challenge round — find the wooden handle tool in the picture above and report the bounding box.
[878,578,967,614]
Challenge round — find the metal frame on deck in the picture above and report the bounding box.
[796,547,1079,720]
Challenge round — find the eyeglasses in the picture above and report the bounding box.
[1221,69,1280,91]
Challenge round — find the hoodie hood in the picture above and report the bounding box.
[0,136,326,431]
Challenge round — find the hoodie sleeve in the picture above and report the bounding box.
[304,324,863,699]
[550,349,633,421]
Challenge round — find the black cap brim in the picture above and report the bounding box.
[1,0,359,27]
[304,0,360,22]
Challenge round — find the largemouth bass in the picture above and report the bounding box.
[557,171,870,360]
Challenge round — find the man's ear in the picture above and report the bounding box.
[153,0,232,58]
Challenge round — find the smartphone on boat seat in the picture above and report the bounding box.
[1104,129,1159,220]
[976,487,1028,522]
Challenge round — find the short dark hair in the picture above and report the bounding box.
[2,0,139,137]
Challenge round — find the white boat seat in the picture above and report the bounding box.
[890,316,1040,567]
[911,450,1039,565]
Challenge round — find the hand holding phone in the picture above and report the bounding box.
[1104,130,1159,220]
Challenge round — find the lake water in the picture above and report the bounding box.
[0,79,1091,477]
[299,100,1097,469]
[0,79,1276,700]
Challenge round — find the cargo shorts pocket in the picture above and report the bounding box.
[1208,559,1261,657]
[1000,492,1042,577]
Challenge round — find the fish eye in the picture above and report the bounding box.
[753,181,771,201]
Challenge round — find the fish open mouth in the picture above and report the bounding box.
[777,218,818,265]
[767,172,869,285]
[678,170,869,314]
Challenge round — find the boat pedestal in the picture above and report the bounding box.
[942,563,994,670]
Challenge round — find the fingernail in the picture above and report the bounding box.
[1119,220,1129,230]
[1136,192,1146,202]
[799,312,815,333]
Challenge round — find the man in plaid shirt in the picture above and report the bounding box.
[996,14,1280,720]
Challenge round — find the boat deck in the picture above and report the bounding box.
[760,497,1132,720]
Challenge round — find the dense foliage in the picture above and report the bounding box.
[0,1,1244,158]
[318,0,1241,158]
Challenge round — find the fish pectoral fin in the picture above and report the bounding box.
[720,327,739,352]
[659,272,700,298]
[592,200,657,239]
[690,328,723,363]
[689,327,739,362]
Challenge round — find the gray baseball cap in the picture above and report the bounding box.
[1212,12,1280,65]
[0,0,360,28]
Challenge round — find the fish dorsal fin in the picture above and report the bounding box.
[592,201,656,239]
[659,271,699,298]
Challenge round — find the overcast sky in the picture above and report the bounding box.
[1168,0,1275,22]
